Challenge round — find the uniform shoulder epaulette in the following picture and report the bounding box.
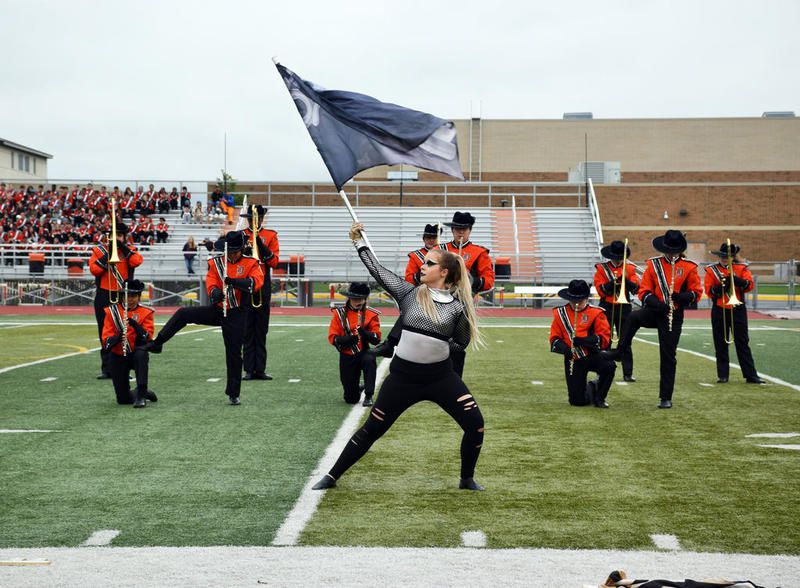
[647,255,662,262]
[366,305,382,315]
[733,261,750,267]
[138,304,155,313]
[681,258,698,268]
[330,303,345,312]
[473,244,490,254]
[588,304,605,310]
[627,261,642,271]
[263,228,278,237]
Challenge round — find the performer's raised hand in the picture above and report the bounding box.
[349,222,364,242]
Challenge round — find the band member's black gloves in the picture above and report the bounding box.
[671,291,695,307]
[128,318,149,341]
[119,242,131,257]
[551,339,571,356]
[224,277,253,292]
[105,333,121,350]
[256,238,274,262]
[733,275,749,288]
[358,327,380,345]
[644,294,669,314]
[710,285,723,297]
[209,287,224,305]
[573,335,601,349]
[599,281,614,296]
[626,280,639,294]
[333,334,359,349]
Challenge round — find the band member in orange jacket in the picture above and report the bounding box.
[405,223,443,285]
[240,205,280,381]
[328,282,382,407]
[550,279,615,407]
[145,231,264,405]
[704,242,765,384]
[89,221,143,379]
[101,279,157,407]
[605,230,703,408]
[594,240,640,382]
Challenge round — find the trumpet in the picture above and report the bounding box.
[722,238,743,344]
[249,205,263,309]
[610,238,630,343]
[109,198,121,304]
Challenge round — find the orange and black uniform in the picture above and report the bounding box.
[102,302,154,404]
[328,304,381,404]
[593,260,640,378]
[704,262,761,381]
[405,246,435,286]
[89,241,143,377]
[550,304,615,406]
[151,254,264,401]
[616,256,703,402]
[242,226,280,377]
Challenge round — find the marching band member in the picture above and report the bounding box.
[144,231,264,405]
[550,279,615,407]
[704,242,765,384]
[594,240,640,382]
[328,282,381,407]
[312,222,485,492]
[89,221,143,379]
[240,205,280,381]
[101,279,156,407]
[605,230,702,408]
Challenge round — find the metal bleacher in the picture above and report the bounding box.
[534,208,601,283]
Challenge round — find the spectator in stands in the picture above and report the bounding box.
[193,202,205,224]
[220,193,235,224]
[155,217,170,244]
[183,236,198,274]
[182,205,192,224]
[168,187,180,210]
[179,187,192,210]
[210,187,222,211]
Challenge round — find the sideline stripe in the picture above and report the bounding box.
[633,337,800,392]
[81,530,120,546]
[747,433,799,438]
[650,533,681,550]
[271,358,391,546]
[0,326,219,376]
[757,444,800,451]
[0,558,50,566]
[460,530,487,548]
[0,429,61,433]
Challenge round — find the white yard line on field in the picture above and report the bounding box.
[460,531,487,548]
[0,429,61,433]
[271,358,391,547]
[650,534,681,550]
[633,337,800,392]
[746,432,799,438]
[757,444,800,451]
[81,530,120,547]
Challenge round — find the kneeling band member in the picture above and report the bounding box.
[549,279,615,408]
[102,279,156,407]
[145,231,264,405]
[328,282,382,407]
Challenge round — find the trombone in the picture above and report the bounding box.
[249,205,263,309]
[610,238,630,343]
[108,198,121,304]
[722,238,743,344]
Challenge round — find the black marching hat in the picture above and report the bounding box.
[124,279,146,294]
[444,211,476,228]
[341,282,370,299]
[711,242,740,257]
[240,204,266,219]
[214,230,246,252]
[652,229,687,254]
[558,279,591,302]
[421,223,443,237]
[600,240,631,260]
[109,221,129,235]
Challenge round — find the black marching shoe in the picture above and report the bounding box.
[746,377,766,384]
[144,389,158,402]
[623,374,636,383]
[253,372,273,381]
[658,399,673,409]
[459,477,485,491]
[96,373,112,380]
[717,377,729,383]
[242,372,254,381]
[368,340,396,358]
[142,340,163,354]
[599,349,622,362]
[362,395,374,407]
[133,391,146,408]
[312,475,337,490]
[594,399,610,409]
[229,396,241,406]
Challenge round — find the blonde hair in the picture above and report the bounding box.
[415,250,484,350]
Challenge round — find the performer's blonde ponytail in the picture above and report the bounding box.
[439,251,484,350]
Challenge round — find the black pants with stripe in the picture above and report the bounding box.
[93,288,112,376]
[243,278,272,375]
[618,307,684,401]
[109,348,149,404]
[711,305,759,380]
[339,351,377,404]
[599,300,634,378]
[156,304,247,399]
[563,353,616,406]
[328,356,484,482]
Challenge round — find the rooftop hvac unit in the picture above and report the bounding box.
[568,161,621,184]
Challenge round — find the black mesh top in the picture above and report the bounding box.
[357,245,471,351]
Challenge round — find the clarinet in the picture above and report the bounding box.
[667,257,676,333]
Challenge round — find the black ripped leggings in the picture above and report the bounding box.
[328,356,485,481]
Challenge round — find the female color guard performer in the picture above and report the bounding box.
[312,222,486,491]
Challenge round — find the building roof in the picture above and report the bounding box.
[0,138,53,159]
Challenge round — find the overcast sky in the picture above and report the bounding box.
[1,0,797,183]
